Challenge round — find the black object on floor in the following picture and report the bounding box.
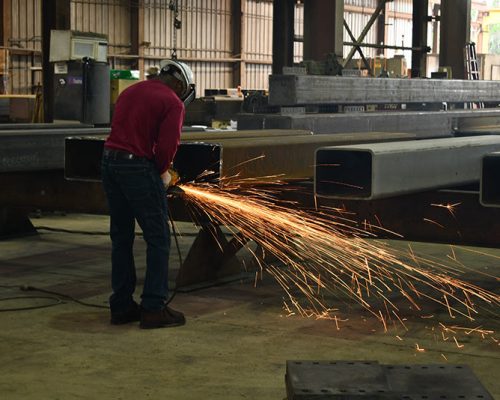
[285,360,493,399]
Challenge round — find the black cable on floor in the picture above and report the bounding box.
[6,208,187,310]
[166,210,183,306]
[34,226,136,236]
[0,295,63,312]
[19,286,109,309]
[0,285,109,311]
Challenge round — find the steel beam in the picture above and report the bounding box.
[237,110,460,138]
[195,132,416,182]
[440,0,471,79]
[65,137,221,184]
[315,136,500,200]
[0,122,93,130]
[0,128,110,172]
[480,152,500,208]
[268,75,500,106]
[64,132,416,184]
[279,184,500,248]
[181,129,312,141]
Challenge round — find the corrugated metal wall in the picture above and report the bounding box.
[4,0,42,94]
[244,0,272,90]
[71,0,131,70]
[143,0,234,95]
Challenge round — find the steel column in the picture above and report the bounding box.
[304,0,344,61]
[42,0,71,123]
[376,3,386,56]
[130,0,144,80]
[411,0,429,78]
[0,0,11,94]
[439,0,471,79]
[272,0,295,74]
[315,136,500,200]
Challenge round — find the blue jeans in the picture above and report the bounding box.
[101,154,171,312]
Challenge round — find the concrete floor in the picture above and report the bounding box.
[0,213,498,399]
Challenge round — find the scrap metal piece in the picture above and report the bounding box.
[269,75,500,106]
[480,152,500,207]
[383,364,493,400]
[315,136,500,200]
[285,360,390,399]
[286,361,493,399]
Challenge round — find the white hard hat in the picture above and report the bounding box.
[159,59,196,106]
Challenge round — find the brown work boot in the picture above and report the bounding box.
[140,306,186,329]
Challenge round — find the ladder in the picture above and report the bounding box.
[464,42,483,109]
[465,42,480,80]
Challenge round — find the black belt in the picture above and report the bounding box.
[103,148,145,161]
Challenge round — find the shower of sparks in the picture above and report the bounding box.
[423,218,445,229]
[431,202,462,218]
[179,181,500,348]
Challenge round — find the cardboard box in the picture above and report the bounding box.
[110,79,138,104]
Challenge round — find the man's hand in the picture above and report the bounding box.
[161,170,172,188]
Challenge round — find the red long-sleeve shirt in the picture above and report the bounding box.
[105,79,185,174]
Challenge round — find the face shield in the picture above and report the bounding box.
[159,59,196,106]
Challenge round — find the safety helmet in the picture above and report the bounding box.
[159,59,196,106]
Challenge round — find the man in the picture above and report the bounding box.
[101,60,195,329]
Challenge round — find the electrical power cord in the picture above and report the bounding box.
[0,209,185,311]
[0,284,108,312]
[166,209,183,305]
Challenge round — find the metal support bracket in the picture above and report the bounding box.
[175,223,248,288]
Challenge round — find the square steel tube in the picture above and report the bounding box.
[64,137,221,183]
[315,136,500,200]
[480,152,500,208]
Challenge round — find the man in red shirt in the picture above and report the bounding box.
[101,60,195,329]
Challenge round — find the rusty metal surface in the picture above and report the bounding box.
[198,132,416,182]
[0,169,194,223]
[278,184,500,248]
[181,129,313,142]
